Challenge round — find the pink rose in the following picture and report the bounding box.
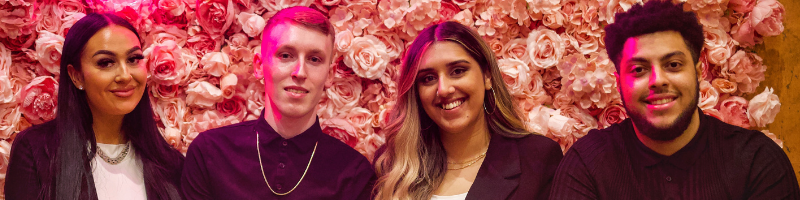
[155,98,187,130]
[237,12,265,38]
[217,96,246,121]
[186,32,218,58]
[598,104,628,129]
[144,40,187,85]
[321,118,358,147]
[523,104,556,135]
[547,111,578,139]
[486,38,505,58]
[243,81,264,117]
[34,31,64,76]
[196,0,238,39]
[158,0,186,17]
[723,51,765,94]
[259,0,312,12]
[150,84,182,99]
[452,9,474,27]
[731,17,759,47]
[192,109,230,133]
[345,35,389,80]
[199,52,230,77]
[325,76,362,114]
[750,0,785,37]
[0,0,36,39]
[501,38,530,63]
[747,87,780,128]
[375,33,404,61]
[358,80,388,113]
[0,75,13,105]
[0,30,35,51]
[219,73,238,99]
[17,76,57,125]
[698,80,719,110]
[226,33,249,48]
[452,0,477,9]
[354,132,385,161]
[377,0,409,29]
[557,52,618,109]
[58,13,85,37]
[559,105,599,137]
[498,58,532,97]
[186,81,223,108]
[495,0,529,25]
[566,24,601,55]
[529,0,561,14]
[718,96,750,129]
[0,140,11,180]
[160,126,184,151]
[346,107,374,135]
[401,0,441,37]
[36,5,62,34]
[711,78,737,94]
[152,5,189,28]
[474,6,506,37]
[58,0,84,15]
[730,0,757,13]
[527,26,565,70]
[760,130,783,148]
[702,108,724,121]
[146,25,188,48]
[0,105,20,139]
[599,0,637,24]
[542,12,566,29]
[0,44,9,73]
[335,30,354,53]
[436,1,459,23]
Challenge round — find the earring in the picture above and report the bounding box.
[483,88,496,115]
[77,85,83,90]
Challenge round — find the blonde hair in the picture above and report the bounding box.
[373,21,529,200]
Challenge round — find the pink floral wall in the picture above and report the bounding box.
[0,0,787,196]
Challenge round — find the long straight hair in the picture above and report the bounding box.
[46,13,184,200]
[373,21,528,200]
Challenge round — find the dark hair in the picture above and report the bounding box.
[262,6,334,43]
[49,13,183,200]
[604,0,704,71]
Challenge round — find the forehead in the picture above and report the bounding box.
[419,41,475,69]
[83,26,140,54]
[620,31,691,63]
[262,22,333,53]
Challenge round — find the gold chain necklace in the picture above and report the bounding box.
[447,155,486,170]
[446,152,486,164]
[256,131,317,196]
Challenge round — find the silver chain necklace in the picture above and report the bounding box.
[96,142,130,165]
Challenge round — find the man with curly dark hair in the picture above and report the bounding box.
[549,1,799,199]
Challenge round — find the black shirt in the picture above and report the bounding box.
[550,112,800,199]
[180,111,376,199]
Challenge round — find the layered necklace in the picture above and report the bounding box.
[96,142,131,165]
[255,130,317,196]
[446,151,487,170]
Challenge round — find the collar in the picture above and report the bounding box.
[630,109,710,170]
[466,132,521,200]
[254,110,322,153]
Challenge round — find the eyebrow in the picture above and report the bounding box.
[626,51,687,66]
[92,46,142,57]
[418,59,471,74]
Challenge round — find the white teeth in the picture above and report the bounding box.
[441,100,463,110]
[287,89,308,94]
[651,99,672,105]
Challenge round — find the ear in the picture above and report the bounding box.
[695,61,703,80]
[253,54,263,79]
[614,71,622,93]
[67,64,84,89]
[484,72,492,90]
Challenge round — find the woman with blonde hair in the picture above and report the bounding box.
[373,21,563,200]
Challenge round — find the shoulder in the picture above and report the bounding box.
[190,120,257,146]
[318,133,372,165]
[513,133,562,155]
[13,120,57,149]
[704,115,786,160]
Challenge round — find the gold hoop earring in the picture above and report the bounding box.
[484,88,496,115]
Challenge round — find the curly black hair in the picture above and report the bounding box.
[604,0,704,71]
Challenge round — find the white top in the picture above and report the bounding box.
[431,192,468,200]
[91,143,147,200]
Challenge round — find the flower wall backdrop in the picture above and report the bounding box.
[0,0,787,196]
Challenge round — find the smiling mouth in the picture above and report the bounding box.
[648,98,675,105]
[440,99,464,110]
[286,88,309,94]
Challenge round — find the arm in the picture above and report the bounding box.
[5,132,42,200]
[180,137,213,200]
[346,157,377,200]
[745,132,800,199]
[548,148,599,200]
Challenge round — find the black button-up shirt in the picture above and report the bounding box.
[550,112,800,199]
[181,111,376,199]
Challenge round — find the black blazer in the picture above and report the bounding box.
[466,132,563,200]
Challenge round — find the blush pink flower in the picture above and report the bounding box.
[527,26,565,70]
[217,95,247,121]
[35,5,61,34]
[196,0,238,39]
[237,12,265,38]
[243,81,265,117]
[354,132,385,162]
[58,13,85,37]
[144,40,187,86]
[346,107,375,136]
[452,9,474,27]
[718,96,750,129]
[186,32,218,58]
[321,118,359,147]
[402,0,442,37]
[556,52,618,110]
[0,0,36,39]
[0,105,20,139]
[0,30,36,52]
[150,84,182,99]
[747,87,780,128]
[259,0,313,12]
[17,76,57,125]
[158,0,186,16]
[186,81,223,108]
[598,103,627,129]
[698,80,719,110]
[377,0,409,29]
[325,76,363,114]
[702,108,724,121]
[146,25,188,48]
[750,0,785,37]
[0,75,13,105]
[523,104,556,136]
[501,38,530,63]
[760,130,783,148]
[34,31,64,76]
[345,35,390,80]
[191,109,228,133]
[723,51,765,94]
[729,0,757,13]
[335,30,354,53]
[199,52,230,77]
[711,78,737,94]
[498,58,532,97]
[474,6,505,37]
[155,98,187,131]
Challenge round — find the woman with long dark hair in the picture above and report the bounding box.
[5,13,183,200]
[373,22,563,200]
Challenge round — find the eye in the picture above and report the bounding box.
[630,65,649,77]
[309,56,323,63]
[418,74,437,85]
[97,58,114,68]
[278,52,292,60]
[452,67,467,76]
[666,61,682,70]
[128,55,144,65]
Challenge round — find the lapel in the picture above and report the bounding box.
[465,133,521,200]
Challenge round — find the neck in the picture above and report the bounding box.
[91,111,126,144]
[263,100,316,139]
[440,116,491,162]
[634,109,700,156]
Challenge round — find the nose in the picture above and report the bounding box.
[649,64,668,91]
[115,61,133,83]
[291,59,307,79]
[436,76,454,98]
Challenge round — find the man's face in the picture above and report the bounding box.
[616,31,699,141]
[260,22,333,120]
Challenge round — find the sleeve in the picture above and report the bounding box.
[5,132,42,200]
[180,136,213,200]
[343,157,377,200]
[744,131,800,199]
[535,139,565,200]
[548,148,599,200]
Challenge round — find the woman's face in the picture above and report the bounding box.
[415,41,492,135]
[68,25,146,118]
